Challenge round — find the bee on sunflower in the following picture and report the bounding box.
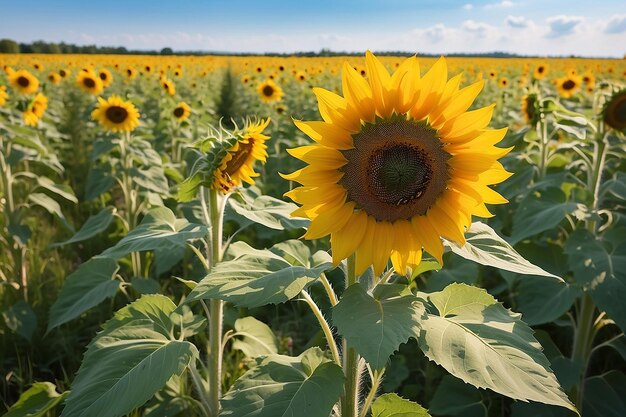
[76,70,104,95]
[283,51,512,275]
[9,69,39,95]
[257,79,284,103]
[23,93,48,127]
[91,95,140,133]
[173,101,191,122]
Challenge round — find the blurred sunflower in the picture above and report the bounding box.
[48,72,62,85]
[604,90,626,132]
[92,95,140,133]
[521,94,539,126]
[9,69,39,95]
[126,67,137,80]
[283,51,511,275]
[0,86,8,107]
[499,77,509,88]
[59,69,69,78]
[161,77,176,95]
[77,70,104,95]
[213,119,271,193]
[295,71,307,82]
[99,69,113,87]
[276,103,287,115]
[23,93,48,127]
[533,63,549,80]
[556,75,582,98]
[257,79,284,103]
[173,101,191,122]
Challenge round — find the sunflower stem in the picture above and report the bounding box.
[342,254,361,417]
[119,131,141,277]
[300,290,341,366]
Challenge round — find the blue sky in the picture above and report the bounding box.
[1,0,625,56]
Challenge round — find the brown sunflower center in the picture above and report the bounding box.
[83,77,96,88]
[538,66,545,73]
[562,80,576,90]
[100,72,108,81]
[225,140,254,176]
[106,106,128,124]
[262,85,274,97]
[17,76,30,87]
[340,119,450,222]
[614,99,626,123]
[59,70,66,77]
[173,107,185,118]
[606,94,626,129]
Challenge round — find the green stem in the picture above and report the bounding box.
[358,369,384,417]
[537,113,549,180]
[189,362,212,417]
[119,132,141,277]
[341,254,360,417]
[300,290,341,366]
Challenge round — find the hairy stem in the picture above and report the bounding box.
[341,254,360,417]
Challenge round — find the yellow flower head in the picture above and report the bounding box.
[0,86,8,107]
[257,79,284,103]
[92,95,140,133]
[77,70,104,95]
[533,63,549,80]
[161,77,176,96]
[48,72,62,85]
[23,93,48,127]
[556,75,582,99]
[173,101,191,122]
[283,52,512,276]
[98,68,113,87]
[9,69,39,95]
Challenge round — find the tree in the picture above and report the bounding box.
[0,38,20,53]
[160,47,174,55]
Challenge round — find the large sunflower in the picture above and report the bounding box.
[283,52,511,276]
[9,69,39,95]
[257,79,284,103]
[604,90,626,132]
[91,95,140,133]
[77,70,104,95]
[23,93,48,127]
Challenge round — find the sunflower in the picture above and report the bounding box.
[23,93,48,127]
[91,95,140,133]
[533,63,549,80]
[604,90,626,132]
[556,75,582,99]
[498,77,509,88]
[48,72,62,85]
[276,103,287,115]
[257,79,284,103]
[0,86,8,107]
[212,119,271,193]
[59,69,69,78]
[9,69,39,95]
[581,71,595,89]
[126,67,137,80]
[283,51,511,276]
[173,101,191,122]
[295,71,307,82]
[521,94,539,126]
[77,70,104,95]
[99,69,113,87]
[161,77,176,95]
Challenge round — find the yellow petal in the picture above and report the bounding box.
[365,50,393,118]
[313,87,361,132]
[372,220,394,276]
[390,56,420,113]
[428,204,466,245]
[280,166,344,186]
[440,104,495,140]
[433,79,485,127]
[411,216,444,263]
[304,201,356,239]
[356,215,378,275]
[342,62,375,123]
[287,145,348,169]
[411,56,448,121]
[331,210,368,265]
[294,120,354,150]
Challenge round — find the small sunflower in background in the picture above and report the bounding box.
[533,63,549,80]
[9,69,39,95]
[283,51,512,275]
[276,103,287,115]
[23,93,48,127]
[48,72,62,85]
[0,86,8,107]
[556,75,582,98]
[98,69,113,88]
[126,67,137,80]
[295,71,307,82]
[173,101,191,122]
[499,77,509,89]
[161,77,176,96]
[92,95,140,133]
[77,70,104,95]
[212,119,271,193]
[582,71,595,91]
[257,79,284,103]
[58,69,69,78]
[487,69,497,80]
[241,75,251,85]
[604,90,626,132]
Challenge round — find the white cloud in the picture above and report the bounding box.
[484,1,515,10]
[505,15,530,28]
[418,24,450,43]
[462,20,495,37]
[463,4,473,11]
[604,14,626,34]
[546,15,585,38]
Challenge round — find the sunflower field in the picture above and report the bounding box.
[1,52,625,417]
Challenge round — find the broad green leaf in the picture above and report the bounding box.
[47,258,120,332]
[52,207,114,247]
[565,228,626,332]
[28,192,73,230]
[582,371,626,417]
[603,172,626,201]
[185,240,333,308]
[333,284,424,369]
[371,393,431,417]
[231,316,279,358]
[84,166,115,200]
[3,300,37,342]
[4,382,68,417]
[100,206,207,259]
[511,402,575,417]
[36,176,78,203]
[132,165,170,195]
[131,277,160,294]
[445,222,561,280]
[515,277,581,325]
[221,347,344,417]
[416,283,576,414]
[61,295,199,417]
[429,375,486,417]
[227,188,309,230]
[510,188,578,244]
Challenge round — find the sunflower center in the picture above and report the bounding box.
[538,66,545,73]
[262,85,274,97]
[106,106,129,124]
[173,107,185,118]
[562,80,576,90]
[225,140,254,176]
[84,77,96,88]
[341,119,450,222]
[615,100,626,123]
[100,72,107,81]
[17,76,30,87]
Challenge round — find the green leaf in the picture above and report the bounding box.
[565,228,626,332]
[131,277,160,294]
[28,192,73,230]
[61,295,199,417]
[221,347,344,417]
[429,375,487,417]
[100,206,207,260]
[47,257,120,332]
[132,165,170,195]
[185,240,333,308]
[4,382,68,417]
[85,166,115,200]
[416,283,576,414]
[446,222,562,280]
[510,188,578,244]
[371,393,431,417]
[514,277,581,326]
[3,300,37,342]
[52,207,114,247]
[226,188,309,230]
[231,316,279,358]
[333,283,424,369]
[582,371,626,417]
